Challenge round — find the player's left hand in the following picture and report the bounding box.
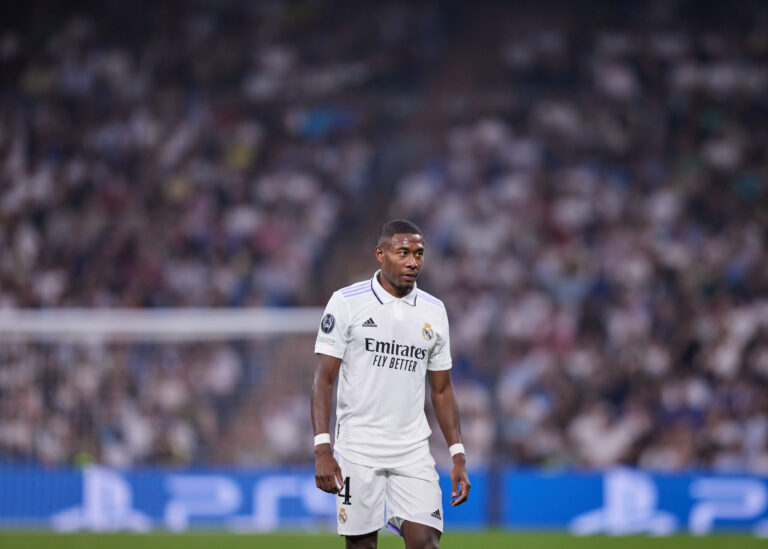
[449,455,471,506]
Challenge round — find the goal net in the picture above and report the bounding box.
[0,308,324,469]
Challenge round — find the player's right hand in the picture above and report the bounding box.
[314,446,343,494]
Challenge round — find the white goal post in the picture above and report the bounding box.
[0,308,324,342]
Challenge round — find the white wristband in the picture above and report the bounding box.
[314,433,331,447]
[449,443,465,458]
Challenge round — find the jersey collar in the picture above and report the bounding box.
[371,270,418,306]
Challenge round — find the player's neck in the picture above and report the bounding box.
[377,273,411,298]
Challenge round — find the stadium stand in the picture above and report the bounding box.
[1,0,768,473]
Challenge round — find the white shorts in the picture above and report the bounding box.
[334,451,444,536]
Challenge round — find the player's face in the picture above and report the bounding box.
[375,233,424,296]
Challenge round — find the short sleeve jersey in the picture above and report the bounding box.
[314,270,452,468]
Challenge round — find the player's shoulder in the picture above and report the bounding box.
[335,279,373,301]
[416,288,445,310]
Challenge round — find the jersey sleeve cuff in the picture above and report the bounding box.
[314,346,345,359]
[426,360,452,371]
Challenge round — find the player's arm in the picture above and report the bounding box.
[311,352,343,494]
[429,369,471,506]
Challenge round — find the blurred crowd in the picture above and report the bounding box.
[2,1,768,472]
[398,3,768,471]
[0,0,433,308]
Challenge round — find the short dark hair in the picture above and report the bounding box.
[377,219,422,245]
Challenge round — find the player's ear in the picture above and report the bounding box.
[375,245,384,263]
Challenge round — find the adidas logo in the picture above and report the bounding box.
[430,509,441,520]
[362,318,377,327]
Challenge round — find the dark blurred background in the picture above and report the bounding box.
[1,0,768,476]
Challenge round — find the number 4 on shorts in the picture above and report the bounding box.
[338,477,351,505]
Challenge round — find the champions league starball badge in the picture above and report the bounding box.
[422,322,434,341]
[321,314,336,334]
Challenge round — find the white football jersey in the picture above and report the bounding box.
[314,270,452,468]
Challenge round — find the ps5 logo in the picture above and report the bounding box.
[570,468,676,535]
[569,468,768,536]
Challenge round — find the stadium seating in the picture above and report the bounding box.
[1,0,767,473]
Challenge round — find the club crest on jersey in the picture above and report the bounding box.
[321,314,336,334]
[422,322,434,341]
[338,508,348,523]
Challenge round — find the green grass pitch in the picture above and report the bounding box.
[1,532,767,549]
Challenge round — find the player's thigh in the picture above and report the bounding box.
[345,531,378,549]
[335,452,387,536]
[385,455,443,534]
[401,520,441,549]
